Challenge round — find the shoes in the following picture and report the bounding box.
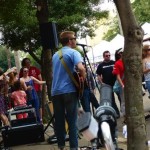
[145,114,150,120]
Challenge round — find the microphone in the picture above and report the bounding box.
[76,43,91,47]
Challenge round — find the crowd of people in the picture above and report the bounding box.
[0,30,149,150]
[51,31,150,150]
[0,58,46,127]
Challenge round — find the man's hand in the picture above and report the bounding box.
[78,108,84,116]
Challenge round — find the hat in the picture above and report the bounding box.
[143,41,150,46]
[117,48,124,54]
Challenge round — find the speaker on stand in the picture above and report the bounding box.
[39,22,58,51]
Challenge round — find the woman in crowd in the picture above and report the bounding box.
[113,49,123,108]
[112,48,125,119]
[143,44,150,98]
[20,67,45,122]
[0,68,9,126]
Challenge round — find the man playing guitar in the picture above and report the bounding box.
[51,31,86,150]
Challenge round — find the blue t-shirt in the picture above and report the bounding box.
[51,46,83,96]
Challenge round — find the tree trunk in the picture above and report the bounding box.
[35,0,52,116]
[113,0,148,149]
[14,50,21,73]
[5,46,11,68]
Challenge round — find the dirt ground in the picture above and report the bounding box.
[1,90,150,150]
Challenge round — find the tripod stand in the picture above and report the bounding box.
[79,44,100,93]
[78,44,100,113]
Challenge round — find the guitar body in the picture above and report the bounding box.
[73,72,84,99]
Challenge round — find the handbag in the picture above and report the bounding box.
[113,75,124,94]
[113,80,121,94]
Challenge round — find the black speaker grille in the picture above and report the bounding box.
[39,22,58,50]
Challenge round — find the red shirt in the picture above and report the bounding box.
[113,59,124,80]
[19,66,41,91]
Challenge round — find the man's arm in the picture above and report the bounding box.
[96,64,103,84]
[97,74,103,84]
[76,62,86,80]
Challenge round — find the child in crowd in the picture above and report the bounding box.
[11,80,28,119]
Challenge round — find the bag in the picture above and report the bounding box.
[113,80,121,94]
[77,112,98,141]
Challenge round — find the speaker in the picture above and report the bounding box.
[39,22,58,50]
[11,117,37,127]
[2,124,45,147]
[8,107,37,127]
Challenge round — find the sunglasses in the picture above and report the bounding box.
[23,70,28,72]
[105,55,110,57]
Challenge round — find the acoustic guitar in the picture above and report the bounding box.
[73,71,84,99]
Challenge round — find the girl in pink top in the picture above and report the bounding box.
[11,80,28,119]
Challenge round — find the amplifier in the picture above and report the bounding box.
[2,123,45,147]
[8,107,37,127]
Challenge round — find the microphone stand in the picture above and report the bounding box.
[79,44,100,93]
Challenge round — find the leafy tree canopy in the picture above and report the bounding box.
[0,0,40,51]
[103,0,150,41]
[0,0,108,51]
[132,0,150,25]
[102,16,120,41]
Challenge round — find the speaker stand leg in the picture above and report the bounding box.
[44,115,55,133]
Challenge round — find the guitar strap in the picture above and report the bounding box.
[57,50,79,89]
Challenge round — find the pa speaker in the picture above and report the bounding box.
[2,124,45,147]
[39,22,58,50]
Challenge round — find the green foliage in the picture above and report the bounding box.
[48,0,108,37]
[0,0,108,52]
[102,0,150,41]
[26,47,42,68]
[132,0,150,24]
[0,46,15,71]
[0,0,40,51]
[102,17,120,41]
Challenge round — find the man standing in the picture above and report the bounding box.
[51,31,86,150]
[96,50,120,117]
